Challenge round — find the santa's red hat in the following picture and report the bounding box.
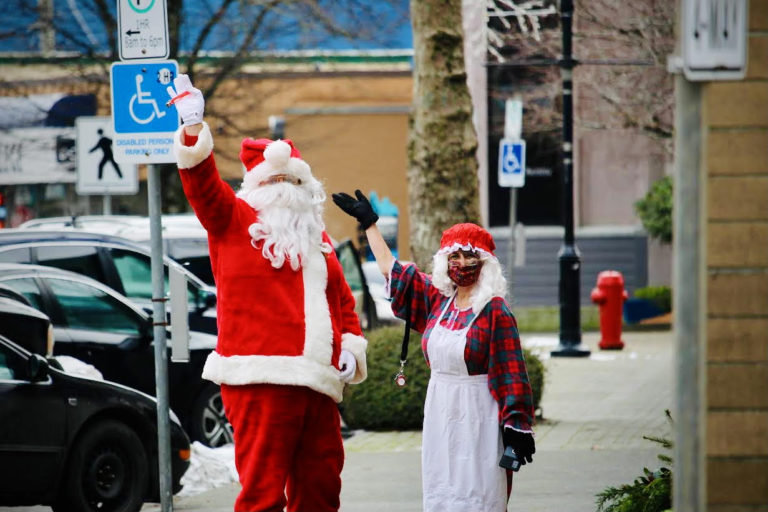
[240,138,301,170]
[437,223,496,257]
[239,138,311,184]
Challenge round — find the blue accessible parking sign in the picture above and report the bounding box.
[498,138,526,188]
[110,60,180,164]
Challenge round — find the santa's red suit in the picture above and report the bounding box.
[174,122,367,512]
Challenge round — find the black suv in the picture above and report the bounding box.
[0,295,191,511]
[0,263,230,448]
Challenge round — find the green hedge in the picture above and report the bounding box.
[341,325,546,430]
[633,286,672,313]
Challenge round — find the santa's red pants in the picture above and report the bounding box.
[221,383,344,512]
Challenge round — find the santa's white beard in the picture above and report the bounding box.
[236,180,329,270]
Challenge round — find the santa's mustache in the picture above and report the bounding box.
[238,180,315,211]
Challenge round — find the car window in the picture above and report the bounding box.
[336,242,363,292]
[111,248,157,300]
[0,247,32,263]
[175,255,215,287]
[46,278,142,335]
[0,344,23,380]
[110,248,199,307]
[0,278,45,310]
[36,245,105,283]
[0,353,12,380]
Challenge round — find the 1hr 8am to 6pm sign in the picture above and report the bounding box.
[117,0,169,61]
[110,60,180,164]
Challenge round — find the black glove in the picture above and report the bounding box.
[331,189,379,230]
[502,427,535,465]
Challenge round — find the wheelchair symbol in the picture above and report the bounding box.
[129,74,166,125]
[503,145,522,174]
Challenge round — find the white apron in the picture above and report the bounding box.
[422,296,508,512]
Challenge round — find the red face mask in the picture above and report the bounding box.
[448,261,483,287]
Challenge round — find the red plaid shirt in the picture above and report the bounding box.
[389,261,534,432]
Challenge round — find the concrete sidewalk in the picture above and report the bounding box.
[153,329,674,512]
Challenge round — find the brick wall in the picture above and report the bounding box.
[704,1,768,509]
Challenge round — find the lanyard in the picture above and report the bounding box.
[394,279,413,387]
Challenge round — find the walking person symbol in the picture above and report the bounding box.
[90,129,123,180]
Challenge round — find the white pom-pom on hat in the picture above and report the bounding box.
[263,139,292,167]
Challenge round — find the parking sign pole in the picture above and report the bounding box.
[147,163,174,511]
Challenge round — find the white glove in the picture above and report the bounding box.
[338,350,357,383]
[166,74,204,126]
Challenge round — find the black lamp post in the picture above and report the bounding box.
[551,0,590,357]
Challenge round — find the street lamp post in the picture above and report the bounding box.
[551,0,590,357]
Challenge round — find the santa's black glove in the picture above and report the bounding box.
[502,427,535,465]
[331,189,379,230]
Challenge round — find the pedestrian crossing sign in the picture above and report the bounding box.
[498,138,526,188]
[76,116,138,195]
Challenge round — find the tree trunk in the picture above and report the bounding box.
[408,0,480,269]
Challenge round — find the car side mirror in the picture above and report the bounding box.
[27,354,49,382]
[140,316,153,339]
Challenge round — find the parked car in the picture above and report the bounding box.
[18,217,383,329]
[0,263,230,447]
[0,299,191,511]
[0,291,52,355]
[0,228,218,335]
[19,214,215,286]
[334,238,384,329]
[361,260,400,324]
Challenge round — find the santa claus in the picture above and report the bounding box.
[168,74,367,512]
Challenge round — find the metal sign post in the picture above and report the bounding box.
[147,163,173,511]
[113,3,176,509]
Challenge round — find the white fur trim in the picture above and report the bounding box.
[264,139,292,166]
[174,122,214,169]
[341,332,368,384]
[202,352,346,402]
[302,247,334,364]
[246,156,312,186]
[436,242,493,259]
[504,425,535,435]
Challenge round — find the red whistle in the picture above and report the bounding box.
[166,90,191,107]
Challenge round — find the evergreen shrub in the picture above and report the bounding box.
[633,285,672,313]
[341,325,546,430]
[596,410,673,512]
[635,175,673,243]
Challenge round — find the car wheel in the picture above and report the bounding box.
[54,420,148,512]
[190,383,234,447]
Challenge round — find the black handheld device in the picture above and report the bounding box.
[499,445,521,471]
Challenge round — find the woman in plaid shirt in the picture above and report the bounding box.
[333,190,535,512]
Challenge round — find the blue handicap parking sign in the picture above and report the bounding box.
[111,61,180,134]
[498,138,526,188]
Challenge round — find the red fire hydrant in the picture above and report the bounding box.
[591,270,628,350]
